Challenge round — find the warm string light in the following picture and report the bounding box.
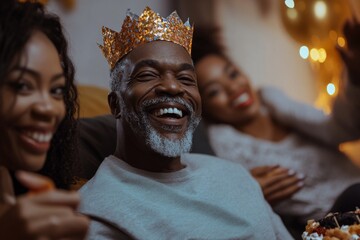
[298,40,345,112]
[314,1,327,19]
[282,0,351,111]
[284,0,295,9]
[327,83,336,95]
[299,46,309,59]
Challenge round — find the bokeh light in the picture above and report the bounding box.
[326,83,336,95]
[314,1,327,19]
[310,48,319,61]
[284,0,295,9]
[299,46,309,59]
[286,8,298,20]
[337,37,346,47]
[318,48,327,63]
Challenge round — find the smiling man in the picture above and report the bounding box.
[78,7,292,240]
[109,38,201,172]
[109,40,202,171]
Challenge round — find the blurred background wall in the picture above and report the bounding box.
[46,0,171,90]
[46,0,359,109]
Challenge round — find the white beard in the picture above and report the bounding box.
[120,96,201,157]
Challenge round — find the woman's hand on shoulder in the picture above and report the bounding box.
[0,171,89,240]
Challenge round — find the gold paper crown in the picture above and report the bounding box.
[99,6,194,69]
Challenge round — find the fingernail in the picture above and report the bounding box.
[297,173,305,179]
[297,181,304,187]
[288,169,295,175]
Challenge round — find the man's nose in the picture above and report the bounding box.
[155,75,185,96]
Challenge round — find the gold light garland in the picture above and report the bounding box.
[281,0,351,112]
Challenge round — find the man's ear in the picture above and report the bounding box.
[108,91,121,119]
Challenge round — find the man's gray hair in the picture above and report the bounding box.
[110,58,128,92]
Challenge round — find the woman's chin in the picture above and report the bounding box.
[14,155,47,172]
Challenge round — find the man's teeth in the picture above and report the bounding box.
[234,93,250,106]
[154,107,183,117]
[25,132,53,143]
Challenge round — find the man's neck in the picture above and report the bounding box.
[114,124,186,173]
[114,147,185,173]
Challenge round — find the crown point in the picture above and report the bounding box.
[99,6,194,69]
[184,18,191,27]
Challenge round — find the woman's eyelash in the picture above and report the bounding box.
[134,72,159,81]
[52,86,66,96]
[8,81,32,92]
[229,70,239,79]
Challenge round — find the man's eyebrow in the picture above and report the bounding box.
[177,63,195,72]
[131,59,161,75]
